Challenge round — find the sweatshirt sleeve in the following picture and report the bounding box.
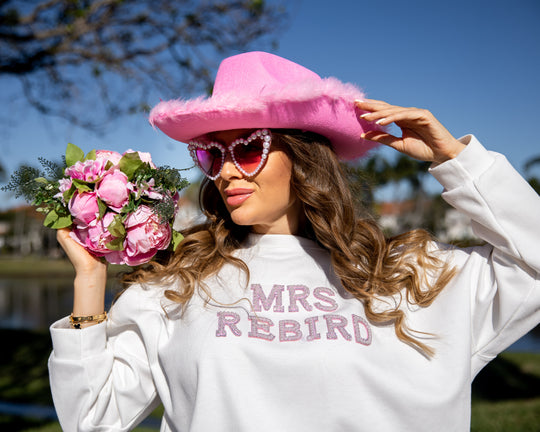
[429,135,540,374]
[48,284,167,432]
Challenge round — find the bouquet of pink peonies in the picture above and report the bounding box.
[2,143,189,266]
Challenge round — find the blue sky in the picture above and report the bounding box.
[1,0,539,209]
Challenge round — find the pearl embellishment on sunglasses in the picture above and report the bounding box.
[188,129,272,180]
[228,129,271,177]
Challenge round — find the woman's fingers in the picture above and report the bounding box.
[357,101,429,126]
[57,228,106,275]
[356,99,466,163]
[57,228,84,256]
[361,130,429,158]
[361,130,400,146]
[356,98,391,108]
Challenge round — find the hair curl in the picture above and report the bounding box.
[123,130,455,356]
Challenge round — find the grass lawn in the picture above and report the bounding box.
[471,398,540,431]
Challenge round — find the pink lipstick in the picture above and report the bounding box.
[225,188,253,206]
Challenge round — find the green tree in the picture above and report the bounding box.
[345,154,430,212]
[345,152,456,236]
[0,0,287,129]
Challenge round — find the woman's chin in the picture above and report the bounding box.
[229,209,256,227]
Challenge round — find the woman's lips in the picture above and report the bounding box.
[225,188,253,206]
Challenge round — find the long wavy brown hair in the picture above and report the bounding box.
[123,129,455,356]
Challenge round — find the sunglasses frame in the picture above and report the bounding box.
[188,129,272,180]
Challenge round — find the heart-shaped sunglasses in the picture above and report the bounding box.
[188,129,272,180]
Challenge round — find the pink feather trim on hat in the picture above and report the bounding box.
[150,77,364,117]
[149,51,383,160]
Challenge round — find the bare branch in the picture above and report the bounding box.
[0,0,289,130]
[18,0,63,26]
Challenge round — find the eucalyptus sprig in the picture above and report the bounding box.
[1,161,60,202]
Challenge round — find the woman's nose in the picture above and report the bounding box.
[219,152,242,180]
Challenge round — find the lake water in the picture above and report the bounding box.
[0,277,539,352]
[0,277,117,330]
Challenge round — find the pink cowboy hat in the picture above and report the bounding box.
[149,51,382,160]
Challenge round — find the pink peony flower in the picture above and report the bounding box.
[58,178,73,193]
[121,205,171,266]
[128,178,163,200]
[53,178,73,203]
[68,191,99,226]
[96,149,122,165]
[69,212,117,256]
[124,149,156,168]
[64,158,108,182]
[102,250,128,265]
[96,170,130,211]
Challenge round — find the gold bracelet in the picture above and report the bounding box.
[70,312,108,329]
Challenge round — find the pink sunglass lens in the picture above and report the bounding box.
[234,141,264,174]
[196,147,222,177]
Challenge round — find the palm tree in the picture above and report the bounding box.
[344,153,433,229]
[524,155,540,195]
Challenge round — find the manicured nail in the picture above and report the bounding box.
[376,118,386,125]
[354,99,364,104]
[360,113,370,118]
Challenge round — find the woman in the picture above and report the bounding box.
[50,52,540,431]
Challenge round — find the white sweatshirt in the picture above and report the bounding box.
[49,136,540,432]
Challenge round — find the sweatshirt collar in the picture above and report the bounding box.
[243,233,320,251]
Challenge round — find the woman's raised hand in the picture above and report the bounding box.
[355,99,466,164]
[57,229,107,276]
[57,228,108,319]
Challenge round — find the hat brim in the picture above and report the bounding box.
[149,77,382,160]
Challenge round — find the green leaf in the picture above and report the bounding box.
[118,152,144,180]
[65,143,85,167]
[63,184,76,203]
[97,198,107,219]
[72,179,93,193]
[107,215,126,238]
[34,177,48,184]
[50,214,73,229]
[85,149,96,161]
[43,209,59,227]
[170,229,184,251]
[43,209,71,228]
[105,237,125,251]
